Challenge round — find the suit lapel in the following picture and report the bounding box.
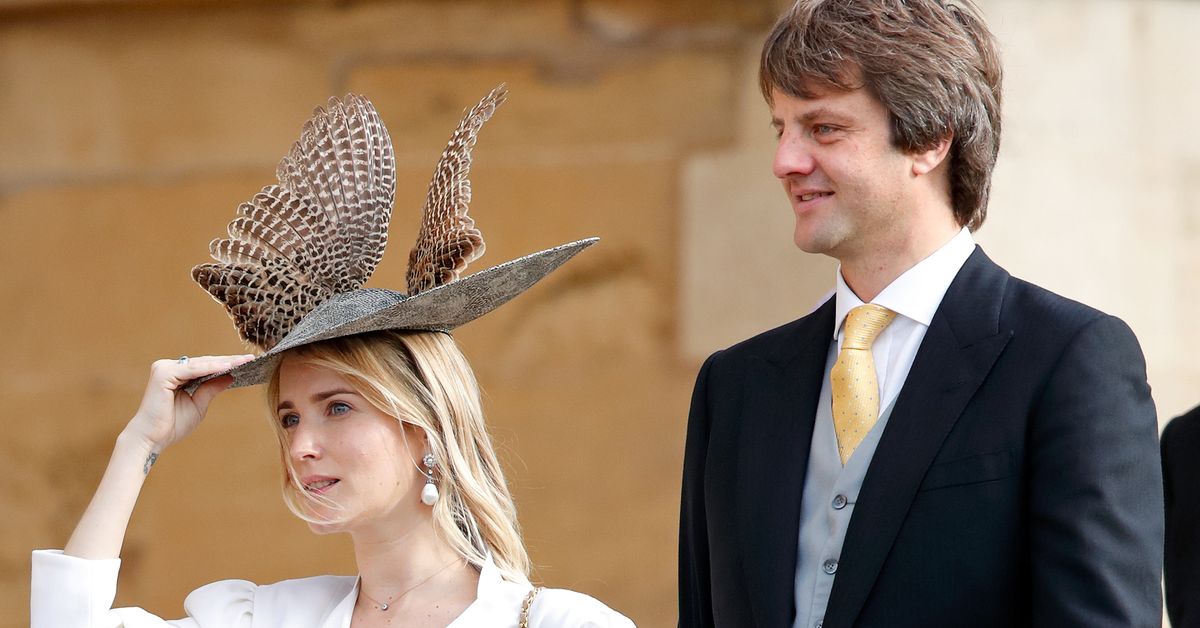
[736,299,836,627]
[823,248,1014,628]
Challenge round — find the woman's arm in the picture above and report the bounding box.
[63,354,253,559]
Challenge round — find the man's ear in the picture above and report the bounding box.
[912,134,953,176]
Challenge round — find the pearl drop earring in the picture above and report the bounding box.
[421,452,439,506]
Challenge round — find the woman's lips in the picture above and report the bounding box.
[301,476,340,494]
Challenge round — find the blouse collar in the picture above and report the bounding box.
[333,553,530,627]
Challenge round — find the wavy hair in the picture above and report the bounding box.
[266,330,530,582]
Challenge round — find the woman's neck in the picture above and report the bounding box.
[352,516,464,590]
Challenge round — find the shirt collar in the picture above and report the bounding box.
[833,227,976,340]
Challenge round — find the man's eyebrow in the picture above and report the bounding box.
[796,107,853,124]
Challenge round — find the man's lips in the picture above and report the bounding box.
[795,190,834,203]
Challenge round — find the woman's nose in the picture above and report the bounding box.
[288,423,322,461]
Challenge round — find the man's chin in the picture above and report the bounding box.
[793,229,838,255]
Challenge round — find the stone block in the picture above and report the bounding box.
[1143,1,1200,159]
[0,8,328,188]
[290,0,575,58]
[578,0,775,43]
[0,173,282,391]
[679,148,837,361]
[346,51,737,157]
[482,360,695,624]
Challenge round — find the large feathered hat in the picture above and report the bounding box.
[187,85,596,391]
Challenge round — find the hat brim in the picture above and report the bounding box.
[185,237,598,393]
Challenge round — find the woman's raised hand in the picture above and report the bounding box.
[63,353,255,560]
[124,354,255,453]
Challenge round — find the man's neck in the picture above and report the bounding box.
[839,222,962,303]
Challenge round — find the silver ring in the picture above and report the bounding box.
[177,355,189,364]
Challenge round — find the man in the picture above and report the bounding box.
[678,1,1163,627]
[1163,404,1200,628]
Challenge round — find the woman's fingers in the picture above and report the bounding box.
[188,374,237,417]
[148,354,256,388]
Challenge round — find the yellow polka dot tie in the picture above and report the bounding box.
[831,304,897,465]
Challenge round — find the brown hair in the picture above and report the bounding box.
[266,330,531,582]
[760,0,1003,230]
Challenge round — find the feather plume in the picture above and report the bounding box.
[192,94,395,350]
[405,84,506,295]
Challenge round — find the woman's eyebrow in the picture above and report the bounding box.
[311,388,358,402]
[275,388,358,412]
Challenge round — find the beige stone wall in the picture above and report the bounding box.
[2,1,1197,627]
[0,1,776,626]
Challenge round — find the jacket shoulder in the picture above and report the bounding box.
[1163,405,1200,448]
[1001,275,1109,330]
[706,301,832,366]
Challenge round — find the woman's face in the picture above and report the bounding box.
[275,355,426,534]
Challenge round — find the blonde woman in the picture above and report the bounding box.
[32,87,632,627]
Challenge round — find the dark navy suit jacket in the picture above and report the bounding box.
[1163,404,1200,628]
[679,247,1164,627]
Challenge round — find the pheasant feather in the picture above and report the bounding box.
[406,84,506,295]
[193,94,395,350]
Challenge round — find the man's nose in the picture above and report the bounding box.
[773,134,816,179]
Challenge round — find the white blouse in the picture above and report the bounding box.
[31,550,634,628]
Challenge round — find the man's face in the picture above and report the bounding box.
[770,85,915,261]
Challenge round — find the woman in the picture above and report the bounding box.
[32,86,632,627]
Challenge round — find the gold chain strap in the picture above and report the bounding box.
[519,586,544,628]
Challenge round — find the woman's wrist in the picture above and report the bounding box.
[114,427,159,473]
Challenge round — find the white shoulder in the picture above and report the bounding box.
[529,588,636,628]
[31,549,355,628]
[185,574,356,626]
[182,579,256,627]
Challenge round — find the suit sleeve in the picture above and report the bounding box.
[1028,315,1163,628]
[679,352,720,628]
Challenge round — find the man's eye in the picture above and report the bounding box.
[329,401,351,416]
[814,124,836,135]
[280,414,299,429]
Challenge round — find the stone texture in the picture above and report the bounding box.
[680,40,838,360]
[0,8,328,190]
[4,1,1198,627]
[578,0,775,43]
[347,51,737,158]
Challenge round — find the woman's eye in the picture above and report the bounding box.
[329,401,351,416]
[280,414,299,429]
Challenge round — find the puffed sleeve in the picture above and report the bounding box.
[31,549,255,628]
[529,588,636,627]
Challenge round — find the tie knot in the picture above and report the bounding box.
[842,304,896,350]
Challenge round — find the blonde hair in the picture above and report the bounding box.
[265,330,531,582]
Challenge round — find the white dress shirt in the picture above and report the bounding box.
[832,227,977,413]
[792,228,977,628]
[31,549,634,628]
